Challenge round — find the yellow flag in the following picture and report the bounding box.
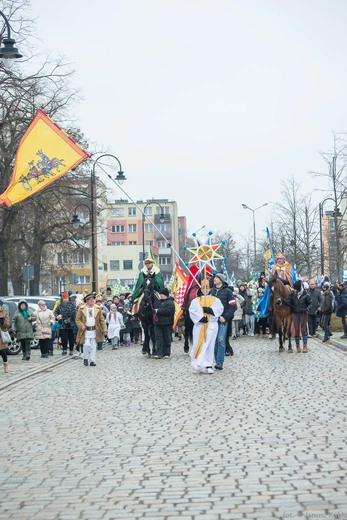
[0,109,90,207]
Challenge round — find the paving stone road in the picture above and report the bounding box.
[1,337,347,520]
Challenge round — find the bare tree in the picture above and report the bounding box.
[0,0,83,294]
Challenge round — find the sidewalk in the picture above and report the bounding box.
[315,330,347,352]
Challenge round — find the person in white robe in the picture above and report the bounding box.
[189,279,224,374]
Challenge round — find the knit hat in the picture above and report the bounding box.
[62,293,69,299]
[160,287,170,297]
[110,304,117,310]
[214,273,226,283]
[293,280,302,291]
[257,288,264,293]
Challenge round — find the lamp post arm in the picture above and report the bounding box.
[92,153,123,174]
[0,10,12,40]
[73,203,92,217]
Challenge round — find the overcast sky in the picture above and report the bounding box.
[28,0,346,243]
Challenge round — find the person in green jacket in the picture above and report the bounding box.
[11,299,35,360]
[132,259,165,313]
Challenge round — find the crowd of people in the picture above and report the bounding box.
[1,253,347,374]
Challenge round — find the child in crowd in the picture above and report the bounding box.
[122,303,133,346]
[106,304,124,350]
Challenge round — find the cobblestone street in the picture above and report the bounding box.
[1,336,347,520]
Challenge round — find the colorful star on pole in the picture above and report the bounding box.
[187,235,223,272]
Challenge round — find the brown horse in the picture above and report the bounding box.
[268,276,293,352]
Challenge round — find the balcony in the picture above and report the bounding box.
[154,214,171,224]
[154,230,171,240]
[160,264,173,274]
[158,247,171,255]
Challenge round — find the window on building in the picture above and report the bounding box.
[111,241,125,246]
[128,207,136,216]
[144,224,153,232]
[72,251,90,264]
[329,220,336,230]
[156,240,167,248]
[78,275,90,284]
[129,241,137,245]
[157,223,170,232]
[123,260,133,270]
[145,240,153,246]
[110,260,120,270]
[111,225,125,233]
[159,257,171,265]
[144,207,152,215]
[111,208,124,217]
[57,252,68,264]
[156,206,170,214]
[164,274,171,282]
[128,224,137,233]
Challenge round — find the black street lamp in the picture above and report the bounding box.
[89,154,126,292]
[142,202,165,265]
[241,203,268,265]
[0,10,23,70]
[71,203,96,293]
[319,197,338,277]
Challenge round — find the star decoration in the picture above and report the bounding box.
[187,236,223,272]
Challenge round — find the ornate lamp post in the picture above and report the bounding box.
[0,10,23,70]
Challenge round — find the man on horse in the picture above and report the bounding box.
[271,253,293,287]
[132,258,165,313]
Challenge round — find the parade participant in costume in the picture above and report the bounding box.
[271,254,293,286]
[76,294,108,366]
[131,259,165,313]
[189,279,224,374]
[106,304,124,350]
[153,288,175,359]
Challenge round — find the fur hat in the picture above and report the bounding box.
[144,258,155,265]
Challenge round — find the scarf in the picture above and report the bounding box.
[194,295,216,359]
[22,309,29,319]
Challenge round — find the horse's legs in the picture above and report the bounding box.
[287,317,293,352]
[142,326,151,356]
[278,320,284,352]
[149,325,156,356]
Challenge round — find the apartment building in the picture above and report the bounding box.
[104,198,180,287]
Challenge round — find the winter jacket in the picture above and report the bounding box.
[321,290,333,315]
[0,306,10,351]
[153,297,175,326]
[11,300,35,340]
[307,288,323,315]
[210,283,236,322]
[75,304,108,344]
[54,301,75,329]
[122,310,133,333]
[132,265,165,301]
[34,307,55,340]
[283,291,312,313]
[336,289,347,317]
[244,294,254,316]
[232,294,244,321]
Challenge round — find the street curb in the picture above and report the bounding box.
[0,355,78,391]
[316,332,347,352]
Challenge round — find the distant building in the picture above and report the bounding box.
[104,198,181,288]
